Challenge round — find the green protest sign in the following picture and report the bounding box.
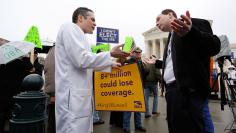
[122,36,134,52]
[24,25,42,49]
[91,43,110,53]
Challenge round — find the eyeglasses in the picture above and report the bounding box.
[134,51,141,54]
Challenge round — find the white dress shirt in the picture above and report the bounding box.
[164,33,176,84]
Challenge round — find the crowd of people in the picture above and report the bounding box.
[0,6,221,133]
[0,48,44,133]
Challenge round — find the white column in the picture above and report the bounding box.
[152,39,157,56]
[144,40,149,57]
[160,38,164,60]
[147,41,152,56]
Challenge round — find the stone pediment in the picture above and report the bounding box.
[142,27,164,37]
[142,27,169,41]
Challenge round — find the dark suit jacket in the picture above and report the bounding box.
[158,18,221,98]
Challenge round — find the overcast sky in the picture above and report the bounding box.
[0,0,236,52]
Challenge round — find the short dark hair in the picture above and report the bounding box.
[34,48,39,54]
[161,9,177,18]
[72,7,93,23]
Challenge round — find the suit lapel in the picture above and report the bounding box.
[162,33,171,83]
[163,33,172,64]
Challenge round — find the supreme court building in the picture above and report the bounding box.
[142,27,168,59]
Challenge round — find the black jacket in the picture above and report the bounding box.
[159,18,221,98]
[0,57,33,111]
[33,58,44,76]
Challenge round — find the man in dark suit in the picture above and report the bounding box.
[144,9,220,133]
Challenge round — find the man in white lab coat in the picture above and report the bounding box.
[55,7,130,133]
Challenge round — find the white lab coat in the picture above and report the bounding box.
[55,23,113,133]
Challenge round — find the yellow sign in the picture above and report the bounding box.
[94,63,146,112]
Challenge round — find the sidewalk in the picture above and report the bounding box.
[94,96,235,133]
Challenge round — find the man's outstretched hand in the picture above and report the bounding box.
[171,10,192,37]
[142,57,156,65]
[110,44,130,58]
